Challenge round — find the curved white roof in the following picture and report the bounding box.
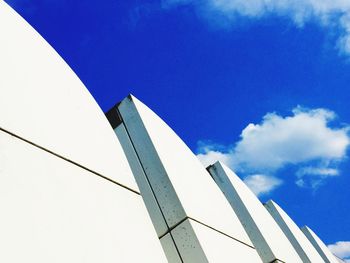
[0,2,167,262]
[265,200,326,262]
[208,162,303,263]
[0,1,137,191]
[302,226,339,263]
[118,95,254,246]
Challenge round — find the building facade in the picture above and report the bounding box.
[0,1,343,262]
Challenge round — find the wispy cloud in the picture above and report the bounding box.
[296,166,340,189]
[197,107,349,193]
[162,0,350,55]
[243,174,282,196]
[328,241,350,262]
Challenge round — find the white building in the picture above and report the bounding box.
[0,1,343,262]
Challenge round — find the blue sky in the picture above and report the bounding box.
[6,0,350,260]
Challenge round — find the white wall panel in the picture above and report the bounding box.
[265,201,325,262]
[0,1,137,190]
[171,218,262,262]
[0,130,166,262]
[301,226,339,263]
[208,162,302,263]
[117,95,253,246]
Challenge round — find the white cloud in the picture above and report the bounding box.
[328,241,350,262]
[232,107,348,172]
[243,174,282,196]
[197,150,230,167]
[197,107,349,191]
[162,0,350,54]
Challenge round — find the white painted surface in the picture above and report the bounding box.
[171,218,262,262]
[301,226,339,263]
[0,130,167,262]
[265,200,325,263]
[208,162,302,263]
[118,95,253,246]
[0,1,137,190]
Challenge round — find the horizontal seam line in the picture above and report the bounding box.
[188,216,256,249]
[159,216,188,239]
[0,126,140,195]
[159,215,256,250]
